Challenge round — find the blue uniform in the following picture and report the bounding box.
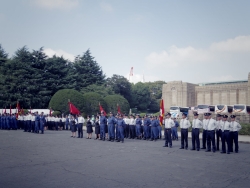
[35,115,40,133]
[100,115,107,140]
[108,116,116,141]
[172,121,179,140]
[143,117,151,140]
[150,119,158,140]
[117,118,126,142]
[40,115,46,133]
[135,118,142,138]
[0,116,2,129]
[6,115,10,130]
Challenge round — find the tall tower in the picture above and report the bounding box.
[129,67,133,83]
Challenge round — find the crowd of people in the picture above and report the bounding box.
[0,110,242,154]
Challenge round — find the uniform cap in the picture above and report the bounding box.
[193,112,199,116]
[165,112,171,116]
[217,114,222,117]
[230,115,236,118]
[222,115,228,118]
[182,113,187,117]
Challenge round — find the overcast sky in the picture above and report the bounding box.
[1,0,250,84]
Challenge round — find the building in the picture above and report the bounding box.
[162,72,250,111]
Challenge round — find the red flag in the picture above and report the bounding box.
[10,105,12,115]
[49,107,52,116]
[159,99,164,126]
[117,104,122,115]
[99,103,107,116]
[68,102,80,115]
[16,102,20,118]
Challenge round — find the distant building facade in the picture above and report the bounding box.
[162,73,250,111]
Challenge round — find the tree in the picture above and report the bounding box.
[131,82,151,111]
[103,94,130,115]
[81,84,115,97]
[82,92,107,116]
[71,50,105,91]
[144,81,166,99]
[49,89,85,114]
[106,74,132,103]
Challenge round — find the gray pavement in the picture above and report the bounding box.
[1,130,250,188]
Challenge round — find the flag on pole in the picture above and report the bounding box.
[99,103,107,116]
[117,103,122,115]
[68,101,81,115]
[159,99,164,126]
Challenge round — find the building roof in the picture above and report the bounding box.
[198,80,248,86]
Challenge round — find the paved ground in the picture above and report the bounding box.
[1,130,250,188]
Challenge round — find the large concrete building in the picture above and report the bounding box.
[162,72,250,111]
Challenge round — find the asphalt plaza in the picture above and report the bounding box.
[1,130,250,188]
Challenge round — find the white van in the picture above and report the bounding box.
[215,105,233,114]
[233,104,250,114]
[170,106,182,118]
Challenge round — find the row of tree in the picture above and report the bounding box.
[0,44,165,113]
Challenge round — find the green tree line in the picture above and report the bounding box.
[0,44,165,113]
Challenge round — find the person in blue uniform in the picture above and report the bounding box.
[116,114,126,143]
[6,113,10,130]
[150,116,158,141]
[135,114,142,139]
[39,112,46,134]
[65,115,69,130]
[100,112,107,141]
[143,115,151,140]
[108,112,116,142]
[0,114,2,129]
[230,115,242,153]
[35,112,40,134]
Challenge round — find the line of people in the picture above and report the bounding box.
[163,112,242,154]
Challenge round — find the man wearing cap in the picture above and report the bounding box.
[163,113,175,148]
[150,116,158,141]
[135,114,142,139]
[221,115,231,154]
[230,115,242,153]
[99,112,107,141]
[143,115,151,140]
[191,112,203,151]
[179,113,191,149]
[205,113,217,152]
[108,112,116,142]
[215,114,223,151]
[201,113,209,149]
[116,114,126,143]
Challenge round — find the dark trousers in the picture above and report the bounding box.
[40,122,44,133]
[207,130,216,151]
[35,121,39,133]
[31,121,35,132]
[143,126,148,139]
[181,129,188,148]
[216,130,222,150]
[164,129,172,146]
[221,130,230,153]
[28,120,31,132]
[202,130,207,148]
[129,125,135,138]
[229,132,234,152]
[24,121,27,131]
[77,124,83,138]
[192,128,200,150]
[125,124,130,138]
[231,132,239,152]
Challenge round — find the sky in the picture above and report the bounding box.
[0,0,250,84]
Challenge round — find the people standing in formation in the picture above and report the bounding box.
[0,111,242,153]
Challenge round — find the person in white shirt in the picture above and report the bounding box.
[216,114,223,151]
[129,115,136,139]
[61,116,66,130]
[163,113,175,148]
[179,113,191,150]
[205,113,217,152]
[201,115,209,149]
[220,115,232,154]
[124,114,130,139]
[31,113,35,133]
[77,114,85,138]
[230,115,242,153]
[191,112,203,151]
